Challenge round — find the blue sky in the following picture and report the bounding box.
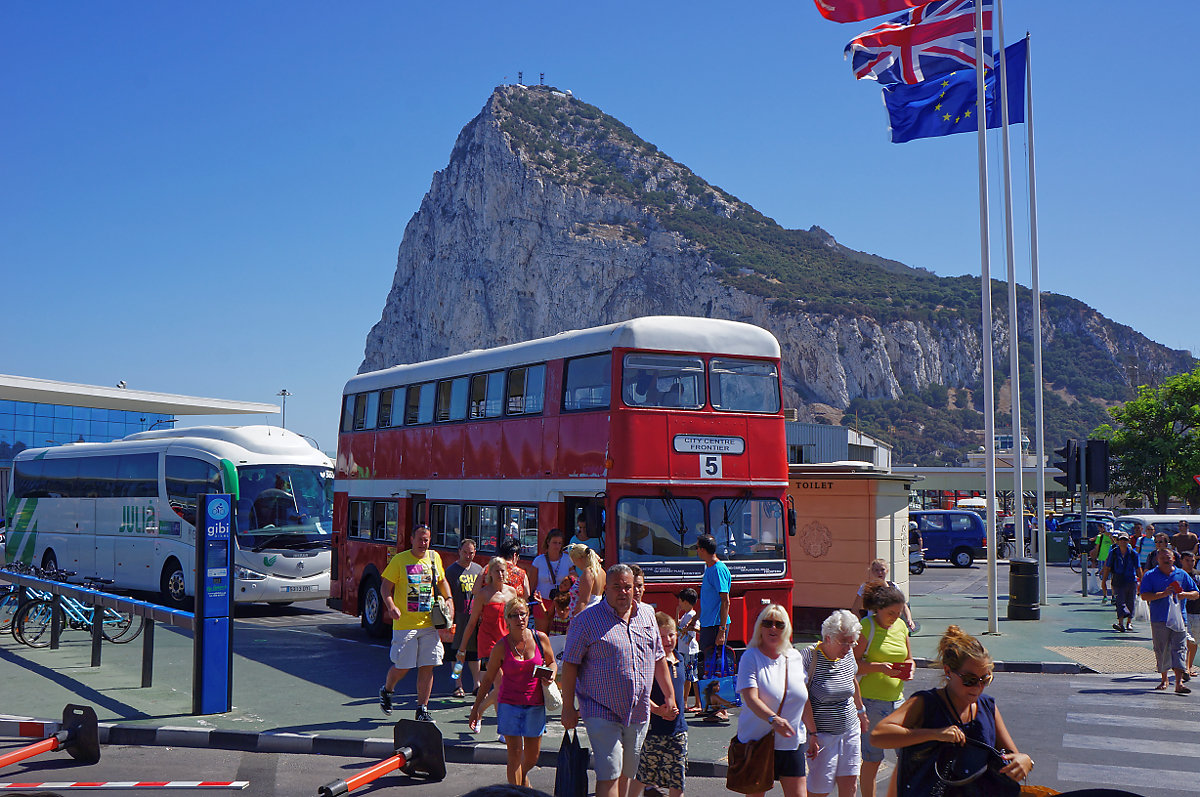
[3,2,1195,454]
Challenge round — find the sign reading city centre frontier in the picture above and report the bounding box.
[672,435,745,455]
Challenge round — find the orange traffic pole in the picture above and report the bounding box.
[0,734,64,771]
[317,750,409,797]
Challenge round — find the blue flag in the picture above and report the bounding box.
[882,38,1025,143]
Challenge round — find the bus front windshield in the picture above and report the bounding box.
[235,465,334,550]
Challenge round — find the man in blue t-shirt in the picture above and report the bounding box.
[1103,532,1143,632]
[1140,548,1200,693]
[696,534,731,675]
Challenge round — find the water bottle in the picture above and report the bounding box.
[451,660,463,680]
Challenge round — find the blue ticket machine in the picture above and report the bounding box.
[194,493,234,715]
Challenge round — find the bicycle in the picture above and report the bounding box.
[1,562,52,633]
[11,572,144,648]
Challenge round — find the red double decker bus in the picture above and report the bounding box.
[329,316,794,641]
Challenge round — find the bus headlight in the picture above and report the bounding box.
[235,566,267,581]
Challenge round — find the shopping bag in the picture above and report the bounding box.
[1086,571,1101,595]
[1167,595,1186,632]
[1133,593,1150,623]
[698,645,741,712]
[553,729,590,797]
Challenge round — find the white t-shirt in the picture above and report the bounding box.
[532,553,570,597]
[679,609,700,656]
[736,647,808,750]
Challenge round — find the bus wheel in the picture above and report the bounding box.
[41,550,59,574]
[160,559,189,609]
[360,577,389,639]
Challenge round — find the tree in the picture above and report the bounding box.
[1094,367,1200,512]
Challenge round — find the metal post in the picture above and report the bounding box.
[141,619,156,688]
[51,594,62,650]
[1027,36,1048,603]
[975,0,999,634]
[1079,445,1090,596]
[91,605,103,667]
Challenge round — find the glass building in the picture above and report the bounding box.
[1,375,279,512]
[0,400,174,467]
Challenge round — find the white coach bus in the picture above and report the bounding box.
[3,426,333,607]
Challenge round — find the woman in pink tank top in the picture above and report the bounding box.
[470,595,558,787]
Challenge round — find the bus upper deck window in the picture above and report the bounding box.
[709,358,781,414]
[622,354,705,409]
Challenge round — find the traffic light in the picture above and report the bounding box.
[1086,439,1110,493]
[1053,439,1079,492]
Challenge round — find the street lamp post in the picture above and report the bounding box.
[277,389,292,429]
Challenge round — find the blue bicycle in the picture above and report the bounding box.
[10,570,144,647]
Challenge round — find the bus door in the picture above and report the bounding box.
[408,493,426,548]
[564,497,606,554]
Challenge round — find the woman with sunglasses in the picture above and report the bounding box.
[735,604,814,797]
[870,626,1034,796]
[469,595,557,787]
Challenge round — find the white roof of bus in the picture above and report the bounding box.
[346,316,781,395]
[15,425,331,466]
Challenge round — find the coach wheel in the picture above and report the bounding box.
[361,577,389,639]
[160,559,189,609]
[952,548,974,568]
[42,549,59,573]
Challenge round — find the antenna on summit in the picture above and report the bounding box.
[518,71,523,85]
[539,72,545,85]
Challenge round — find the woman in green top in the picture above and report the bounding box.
[1090,524,1115,604]
[853,581,914,797]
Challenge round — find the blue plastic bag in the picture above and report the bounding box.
[698,645,741,713]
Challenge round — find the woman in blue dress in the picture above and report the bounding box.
[869,626,1034,796]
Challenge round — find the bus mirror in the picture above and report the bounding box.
[786,496,797,537]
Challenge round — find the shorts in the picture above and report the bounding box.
[1188,615,1200,642]
[583,717,650,782]
[389,627,443,670]
[1151,622,1188,673]
[773,747,807,779]
[634,731,687,791]
[497,702,547,738]
[807,728,862,792]
[861,698,900,763]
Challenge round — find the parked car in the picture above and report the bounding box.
[910,510,988,568]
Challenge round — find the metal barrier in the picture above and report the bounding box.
[0,571,192,688]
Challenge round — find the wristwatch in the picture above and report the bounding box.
[768,715,778,725]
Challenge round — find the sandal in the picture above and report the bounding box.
[452,688,466,698]
[1154,683,1168,690]
[1176,685,1191,695]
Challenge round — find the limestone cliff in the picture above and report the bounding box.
[362,85,1194,462]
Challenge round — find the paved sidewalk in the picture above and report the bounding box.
[0,563,1158,773]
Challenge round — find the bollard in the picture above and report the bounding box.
[0,705,100,771]
[315,719,445,796]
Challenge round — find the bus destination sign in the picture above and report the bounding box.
[673,435,745,455]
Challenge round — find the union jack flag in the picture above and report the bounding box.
[845,0,992,85]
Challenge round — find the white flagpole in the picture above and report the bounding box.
[996,0,1025,554]
[975,0,999,634]
[1025,33,1049,603]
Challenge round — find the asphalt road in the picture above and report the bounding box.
[5,666,1194,797]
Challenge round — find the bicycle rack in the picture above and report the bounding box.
[315,720,445,796]
[0,704,100,770]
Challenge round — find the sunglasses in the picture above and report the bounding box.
[761,620,787,631]
[506,612,529,620]
[953,670,994,688]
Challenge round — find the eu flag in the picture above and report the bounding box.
[882,39,1025,143]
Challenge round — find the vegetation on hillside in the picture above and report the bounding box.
[492,85,1195,464]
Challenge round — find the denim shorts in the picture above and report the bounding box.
[497,702,547,738]
[862,698,901,763]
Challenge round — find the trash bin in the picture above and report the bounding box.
[1007,557,1040,620]
[1045,530,1069,563]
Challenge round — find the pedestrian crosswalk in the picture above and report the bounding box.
[1057,676,1199,795]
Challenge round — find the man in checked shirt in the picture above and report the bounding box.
[562,564,679,797]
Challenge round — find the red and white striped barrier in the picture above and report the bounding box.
[0,718,60,738]
[0,781,248,790]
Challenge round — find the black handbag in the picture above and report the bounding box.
[934,738,1020,797]
[553,729,590,797]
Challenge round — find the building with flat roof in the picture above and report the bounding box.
[0,374,277,509]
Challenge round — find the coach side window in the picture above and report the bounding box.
[166,456,222,527]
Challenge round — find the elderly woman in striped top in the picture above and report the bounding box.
[801,610,867,797]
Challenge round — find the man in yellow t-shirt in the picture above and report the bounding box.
[378,524,453,722]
